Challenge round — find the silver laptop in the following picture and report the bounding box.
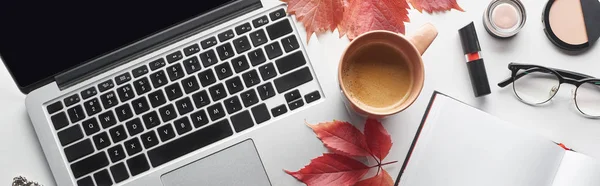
[0,0,351,185]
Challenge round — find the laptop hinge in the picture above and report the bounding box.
[54,0,262,91]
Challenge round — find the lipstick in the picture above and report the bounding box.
[459,22,491,97]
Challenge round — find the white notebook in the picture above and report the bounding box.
[395,92,600,186]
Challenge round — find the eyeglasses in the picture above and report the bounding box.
[498,63,600,118]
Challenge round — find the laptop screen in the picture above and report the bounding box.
[0,0,233,91]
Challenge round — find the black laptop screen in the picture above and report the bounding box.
[0,0,233,91]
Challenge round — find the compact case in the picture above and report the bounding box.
[542,0,600,51]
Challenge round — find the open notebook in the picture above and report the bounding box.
[395,92,600,186]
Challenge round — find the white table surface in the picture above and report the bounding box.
[3,0,600,185]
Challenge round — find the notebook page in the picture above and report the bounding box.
[552,151,600,186]
[399,94,565,186]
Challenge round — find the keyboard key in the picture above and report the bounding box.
[65,138,95,162]
[270,8,287,21]
[198,69,217,87]
[235,22,253,35]
[257,82,276,101]
[200,49,218,67]
[147,119,233,167]
[110,162,130,183]
[77,177,94,186]
[115,104,133,122]
[141,131,159,149]
[131,97,150,115]
[124,138,142,156]
[98,80,115,92]
[98,111,117,128]
[165,83,183,101]
[82,118,100,136]
[241,89,259,107]
[224,96,243,114]
[252,16,269,28]
[225,76,244,94]
[267,19,293,40]
[207,103,226,121]
[81,87,98,100]
[305,91,321,104]
[174,117,192,135]
[109,125,128,143]
[209,83,228,101]
[242,70,261,87]
[216,43,235,60]
[258,63,277,81]
[276,51,306,74]
[51,112,69,130]
[93,132,111,150]
[251,104,270,124]
[100,91,118,109]
[265,42,283,59]
[166,63,185,81]
[250,29,268,47]
[150,70,168,88]
[231,56,250,73]
[132,65,149,78]
[274,67,313,93]
[248,48,266,66]
[94,169,112,186]
[142,111,160,129]
[166,51,183,63]
[281,35,300,52]
[64,94,80,107]
[159,104,178,122]
[84,98,102,116]
[127,154,150,176]
[115,72,132,85]
[231,110,254,132]
[68,105,86,123]
[192,90,211,109]
[149,58,166,71]
[190,110,209,128]
[215,62,233,80]
[289,99,305,110]
[148,90,167,108]
[183,56,202,74]
[108,144,126,163]
[126,118,145,136]
[181,76,200,94]
[132,77,151,96]
[218,30,235,42]
[70,152,108,178]
[183,44,201,56]
[47,101,63,115]
[175,97,194,115]
[58,125,83,146]
[271,104,288,117]
[285,90,302,103]
[233,36,251,54]
[158,124,176,142]
[201,37,218,49]
[117,84,135,102]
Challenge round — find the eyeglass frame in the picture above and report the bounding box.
[498,62,600,118]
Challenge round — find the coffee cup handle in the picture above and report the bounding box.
[409,23,438,56]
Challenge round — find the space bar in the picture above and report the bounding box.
[147,119,233,167]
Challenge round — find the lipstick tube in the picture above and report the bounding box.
[459,22,491,97]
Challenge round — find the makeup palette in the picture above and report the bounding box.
[543,0,600,51]
[483,0,526,38]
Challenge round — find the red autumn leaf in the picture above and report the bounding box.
[285,153,370,186]
[282,0,344,41]
[339,0,411,40]
[308,120,371,157]
[355,169,394,186]
[408,0,464,13]
[364,118,393,160]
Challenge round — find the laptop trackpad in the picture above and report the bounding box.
[161,140,271,186]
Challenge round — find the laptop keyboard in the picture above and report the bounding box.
[46,8,322,186]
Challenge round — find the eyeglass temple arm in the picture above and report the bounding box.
[497,66,594,88]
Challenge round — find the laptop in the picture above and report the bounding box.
[0,0,352,185]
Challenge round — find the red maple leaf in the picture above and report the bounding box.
[408,0,464,13]
[307,120,371,157]
[364,118,393,160]
[282,0,344,41]
[355,169,394,186]
[340,0,411,40]
[284,153,370,186]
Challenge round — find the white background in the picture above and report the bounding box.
[2,0,600,185]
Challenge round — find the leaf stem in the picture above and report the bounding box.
[368,160,398,168]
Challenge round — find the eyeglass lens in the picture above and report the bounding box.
[575,81,600,117]
[513,68,560,105]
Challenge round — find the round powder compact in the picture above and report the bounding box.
[543,0,600,51]
[483,0,527,38]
